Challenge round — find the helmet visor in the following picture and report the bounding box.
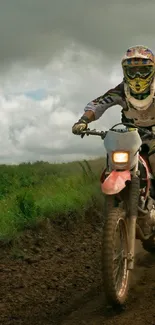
[125,65,154,79]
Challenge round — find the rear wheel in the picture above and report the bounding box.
[102,196,129,307]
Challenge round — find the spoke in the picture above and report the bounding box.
[113,249,124,262]
[113,218,128,296]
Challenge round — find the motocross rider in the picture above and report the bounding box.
[72,45,155,234]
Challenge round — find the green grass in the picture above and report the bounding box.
[0,158,105,242]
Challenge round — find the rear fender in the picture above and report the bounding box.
[101,170,131,195]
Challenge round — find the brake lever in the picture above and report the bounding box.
[141,134,151,140]
[141,132,155,141]
[80,128,90,138]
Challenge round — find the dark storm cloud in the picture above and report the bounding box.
[0,0,155,68]
[0,0,155,163]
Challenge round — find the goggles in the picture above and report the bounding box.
[125,65,153,79]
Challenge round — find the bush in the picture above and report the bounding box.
[0,158,105,240]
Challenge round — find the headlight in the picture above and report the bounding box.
[112,151,129,163]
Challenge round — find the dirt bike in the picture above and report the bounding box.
[80,122,155,307]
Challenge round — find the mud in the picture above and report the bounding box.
[0,217,155,325]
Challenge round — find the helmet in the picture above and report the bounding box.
[121,45,155,94]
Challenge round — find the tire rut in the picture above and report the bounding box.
[0,220,154,325]
[61,249,155,325]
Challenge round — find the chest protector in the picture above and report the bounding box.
[123,79,155,127]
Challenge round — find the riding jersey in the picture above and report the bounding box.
[84,81,155,128]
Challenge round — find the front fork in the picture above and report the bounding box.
[127,215,137,270]
[127,167,140,270]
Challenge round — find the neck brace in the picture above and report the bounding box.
[124,78,155,111]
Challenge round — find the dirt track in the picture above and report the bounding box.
[0,217,155,325]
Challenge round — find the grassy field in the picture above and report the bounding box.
[0,158,105,242]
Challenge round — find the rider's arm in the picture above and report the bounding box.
[80,81,125,123]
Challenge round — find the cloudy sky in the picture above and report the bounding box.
[1,0,155,163]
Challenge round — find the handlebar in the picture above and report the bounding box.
[80,123,155,140]
[80,129,106,139]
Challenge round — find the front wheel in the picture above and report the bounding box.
[102,198,129,307]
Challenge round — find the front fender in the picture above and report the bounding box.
[101,170,131,195]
